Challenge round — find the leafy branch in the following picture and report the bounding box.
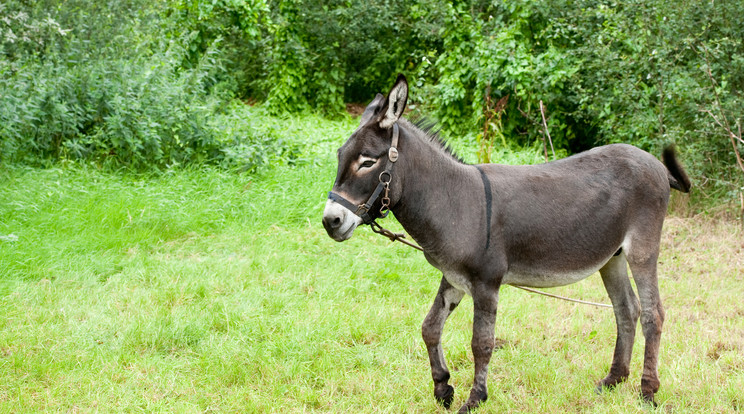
[539,100,556,162]
[699,44,744,174]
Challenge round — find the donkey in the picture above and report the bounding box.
[322,74,690,413]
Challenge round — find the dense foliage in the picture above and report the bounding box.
[1,0,742,203]
[426,0,744,202]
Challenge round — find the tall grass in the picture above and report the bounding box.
[1,114,742,412]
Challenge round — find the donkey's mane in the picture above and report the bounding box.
[406,118,465,164]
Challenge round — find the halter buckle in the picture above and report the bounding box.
[388,147,399,162]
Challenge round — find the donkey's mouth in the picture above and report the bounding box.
[326,224,357,242]
[322,199,362,242]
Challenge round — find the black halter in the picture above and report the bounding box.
[328,123,400,225]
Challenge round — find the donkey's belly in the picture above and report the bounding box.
[502,256,612,288]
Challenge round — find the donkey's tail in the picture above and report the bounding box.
[662,145,691,193]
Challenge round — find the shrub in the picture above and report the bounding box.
[420,0,743,204]
[1,0,742,206]
[0,40,225,168]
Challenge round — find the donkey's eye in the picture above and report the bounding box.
[358,157,377,170]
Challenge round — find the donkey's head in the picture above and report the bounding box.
[322,74,409,241]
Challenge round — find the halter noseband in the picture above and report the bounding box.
[328,123,400,225]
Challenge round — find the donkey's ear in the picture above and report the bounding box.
[378,74,408,129]
[360,93,385,126]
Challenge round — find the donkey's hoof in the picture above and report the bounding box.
[640,392,659,408]
[596,373,627,394]
[595,381,617,395]
[457,390,487,413]
[435,384,455,409]
[457,402,478,414]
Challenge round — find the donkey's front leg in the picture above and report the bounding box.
[422,277,465,409]
[459,285,499,414]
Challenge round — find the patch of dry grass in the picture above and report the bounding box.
[656,216,744,412]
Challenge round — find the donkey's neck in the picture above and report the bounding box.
[390,124,482,255]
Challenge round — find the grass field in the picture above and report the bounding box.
[1,114,743,413]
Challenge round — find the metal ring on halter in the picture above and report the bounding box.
[379,170,392,184]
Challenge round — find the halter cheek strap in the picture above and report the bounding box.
[328,123,400,225]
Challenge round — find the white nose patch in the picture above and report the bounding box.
[323,199,363,241]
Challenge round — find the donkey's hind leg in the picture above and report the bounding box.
[422,276,465,409]
[597,253,641,392]
[626,248,665,406]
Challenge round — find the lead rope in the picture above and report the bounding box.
[369,221,613,309]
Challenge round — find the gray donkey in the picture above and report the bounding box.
[322,74,691,413]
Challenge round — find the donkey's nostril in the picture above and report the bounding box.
[323,214,342,231]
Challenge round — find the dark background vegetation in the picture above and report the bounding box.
[1,0,742,206]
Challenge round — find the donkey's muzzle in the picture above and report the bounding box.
[322,199,362,242]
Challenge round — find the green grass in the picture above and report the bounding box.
[1,114,743,412]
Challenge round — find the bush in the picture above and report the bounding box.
[0,0,235,169]
[0,0,742,206]
[420,0,743,204]
[0,42,225,168]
